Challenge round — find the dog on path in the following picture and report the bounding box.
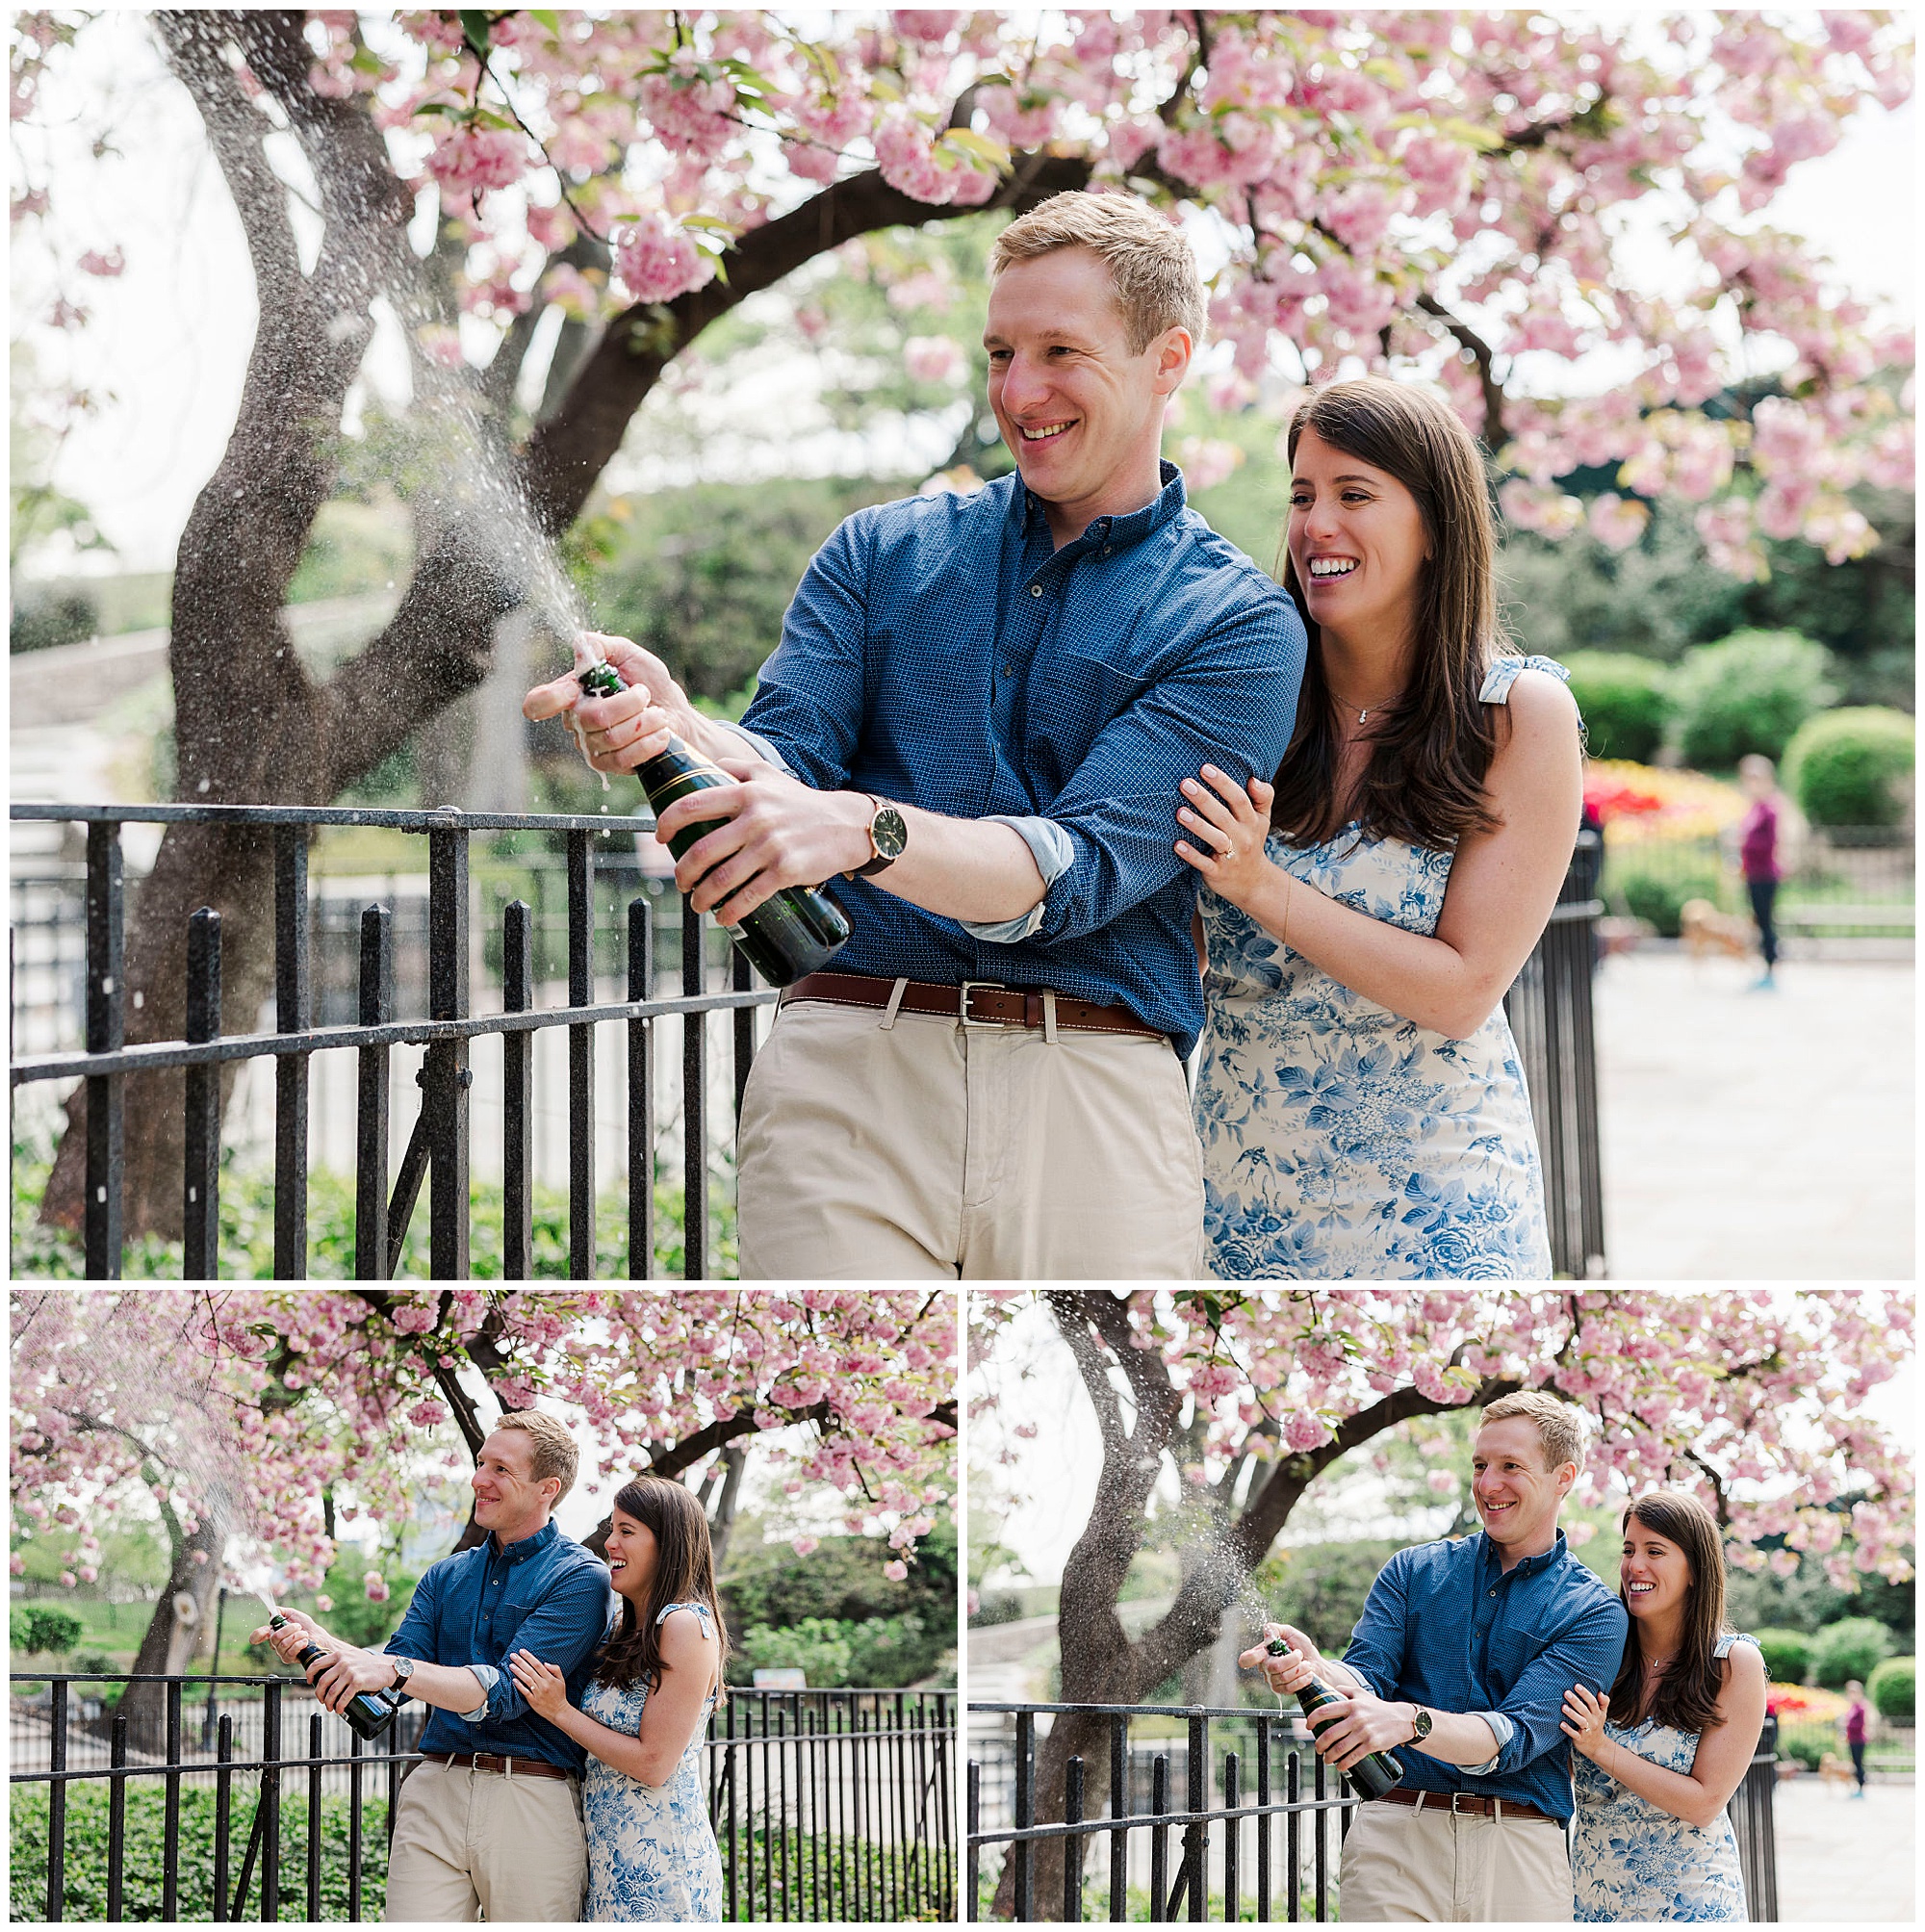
[1680,897,1756,964]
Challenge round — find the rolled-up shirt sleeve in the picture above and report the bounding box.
[1023,601,1303,947]
[473,1566,614,1726]
[958,816,1074,942]
[1483,1598,1630,1778]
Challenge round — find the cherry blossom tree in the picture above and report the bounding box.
[11,1285,955,1739]
[972,1287,1912,1917]
[12,10,1912,1235]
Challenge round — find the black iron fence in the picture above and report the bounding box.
[8,803,766,1280]
[966,1701,1778,1923]
[10,1672,954,1923]
[1504,829,1605,1278]
[9,805,1607,1280]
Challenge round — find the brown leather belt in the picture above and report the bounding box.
[782,970,1167,1042]
[423,1751,574,1781]
[1373,1786,1558,1825]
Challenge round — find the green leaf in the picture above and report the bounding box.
[456,10,493,61]
[1436,116,1506,152]
[680,212,739,234]
[937,127,1011,171]
[528,8,561,32]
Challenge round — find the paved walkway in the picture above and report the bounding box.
[1774,1774,1914,1921]
[1595,953,1913,1278]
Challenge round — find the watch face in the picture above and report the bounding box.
[872,806,909,861]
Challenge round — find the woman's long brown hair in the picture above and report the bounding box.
[1606,1489,1732,1736]
[593,1476,730,1698]
[1267,377,1509,851]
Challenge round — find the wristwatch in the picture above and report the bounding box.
[388,1656,417,1694]
[850,796,909,879]
[1409,1705,1433,1743]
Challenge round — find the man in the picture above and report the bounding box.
[1241,1390,1628,1922]
[523,191,1305,1278]
[253,1410,611,1921]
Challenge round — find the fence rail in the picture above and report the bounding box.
[9,802,770,1280]
[9,1672,953,1923]
[10,804,1607,1279]
[966,1700,1778,1924]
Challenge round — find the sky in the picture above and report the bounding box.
[10,14,1916,576]
[973,1292,1918,1587]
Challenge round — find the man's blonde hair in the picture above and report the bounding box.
[1480,1390,1586,1475]
[494,1409,578,1502]
[988,191,1206,354]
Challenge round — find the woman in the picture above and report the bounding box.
[509,1477,727,1923]
[1175,376,1581,1278]
[1735,753,1784,991]
[1561,1489,1767,1921]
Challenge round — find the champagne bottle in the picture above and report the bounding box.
[1267,1636,1403,1800]
[576,660,851,986]
[270,1613,401,1742]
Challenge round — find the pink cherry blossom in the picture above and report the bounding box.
[613,213,716,305]
[883,1559,910,1582]
[1588,493,1650,552]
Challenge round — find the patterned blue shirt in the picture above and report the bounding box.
[734,462,1305,1057]
[383,1517,613,1772]
[1340,1529,1629,1820]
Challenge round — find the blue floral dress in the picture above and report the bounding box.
[1194,656,1564,1279]
[1572,1633,1762,1921]
[581,1602,724,1923]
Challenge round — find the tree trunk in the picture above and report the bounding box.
[118,1488,229,1753]
[40,7,1093,1247]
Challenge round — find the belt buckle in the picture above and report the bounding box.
[959,981,1006,1028]
[1450,1791,1475,1816]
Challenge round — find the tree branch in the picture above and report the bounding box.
[1417,295,1507,447]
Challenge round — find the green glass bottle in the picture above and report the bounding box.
[576,660,851,986]
[1267,1636,1404,1799]
[270,1613,400,1742]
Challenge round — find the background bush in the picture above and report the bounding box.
[1867,1655,1915,1719]
[1613,863,1729,937]
[1810,1615,1894,1688]
[1784,707,1915,828]
[1564,651,1675,762]
[8,1784,388,1921]
[1670,629,1836,767]
[11,1606,85,1657]
[1753,1628,1813,1686]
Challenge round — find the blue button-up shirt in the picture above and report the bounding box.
[1340,1530,1628,1820]
[733,463,1304,1057]
[382,1518,613,1772]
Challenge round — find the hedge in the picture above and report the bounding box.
[8,1783,389,1921]
[1670,629,1835,767]
[1564,651,1675,764]
[1753,1628,1814,1686]
[1811,1615,1894,1689]
[1868,1655,1915,1719]
[1784,707,1916,828]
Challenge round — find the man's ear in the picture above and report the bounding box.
[1153,325,1194,395]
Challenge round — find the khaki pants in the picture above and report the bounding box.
[383,1760,586,1922]
[1338,1796,1573,1922]
[736,996,1205,1278]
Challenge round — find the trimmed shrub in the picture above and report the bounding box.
[1614,863,1728,938]
[10,1606,84,1658]
[1565,652,1675,763]
[1784,707,1915,829]
[1671,629,1835,767]
[1868,1655,1915,1720]
[1811,1615,1894,1689]
[1754,1628,1813,1686]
